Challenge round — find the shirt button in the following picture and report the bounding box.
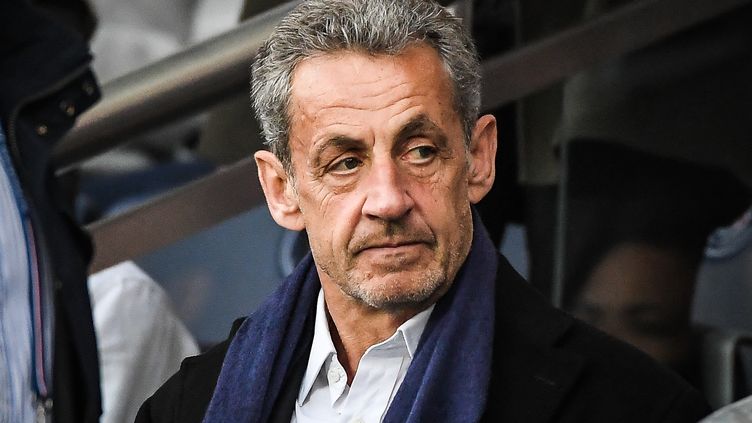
[352,418,365,423]
[82,81,95,96]
[59,101,76,117]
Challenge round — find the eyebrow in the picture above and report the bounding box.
[311,135,365,169]
[394,114,449,151]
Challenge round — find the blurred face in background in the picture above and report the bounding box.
[571,242,696,367]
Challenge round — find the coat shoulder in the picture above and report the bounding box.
[134,319,245,423]
[561,318,709,421]
[490,256,710,422]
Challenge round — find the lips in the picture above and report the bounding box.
[364,241,421,250]
[353,238,433,255]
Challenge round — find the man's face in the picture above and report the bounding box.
[258,45,495,311]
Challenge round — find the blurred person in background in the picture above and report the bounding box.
[0,0,101,421]
[558,0,752,393]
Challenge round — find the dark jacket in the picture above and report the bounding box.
[0,1,101,421]
[136,255,709,422]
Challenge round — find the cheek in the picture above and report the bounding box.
[430,166,469,217]
[301,191,361,249]
[297,178,337,220]
[413,174,470,238]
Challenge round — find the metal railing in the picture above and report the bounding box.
[61,0,751,273]
[55,0,300,170]
[480,0,751,110]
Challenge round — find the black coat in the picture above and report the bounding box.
[137,256,709,422]
[0,1,101,421]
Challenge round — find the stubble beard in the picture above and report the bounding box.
[339,259,449,311]
[319,214,472,312]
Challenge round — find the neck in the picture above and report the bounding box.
[321,284,423,385]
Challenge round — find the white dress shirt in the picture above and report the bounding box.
[0,134,33,423]
[701,395,752,423]
[88,261,200,423]
[292,290,434,423]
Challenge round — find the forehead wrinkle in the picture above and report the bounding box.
[349,79,414,103]
[294,65,427,110]
[303,84,421,116]
[304,94,433,134]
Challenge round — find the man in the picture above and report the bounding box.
[137,0,709,421]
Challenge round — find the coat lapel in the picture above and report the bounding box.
[484,256,586,423]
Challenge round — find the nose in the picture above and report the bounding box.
[361,158,414,221]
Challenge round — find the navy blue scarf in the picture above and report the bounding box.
[203,213,498,422]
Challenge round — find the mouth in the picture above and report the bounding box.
[354,239,432,255]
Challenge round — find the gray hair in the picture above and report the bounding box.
[251,0,481,172]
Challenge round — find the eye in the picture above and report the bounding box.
[404,145,437,164]
[329,156,362,174]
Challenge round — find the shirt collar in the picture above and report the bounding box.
[296,289,435,405]
[397,303,433,359]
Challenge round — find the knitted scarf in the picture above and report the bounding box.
[203,212,498,422]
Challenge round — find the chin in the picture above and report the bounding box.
[342,267,449,311]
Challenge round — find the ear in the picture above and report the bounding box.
[254,150,305,231]
[467,114,497,204]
